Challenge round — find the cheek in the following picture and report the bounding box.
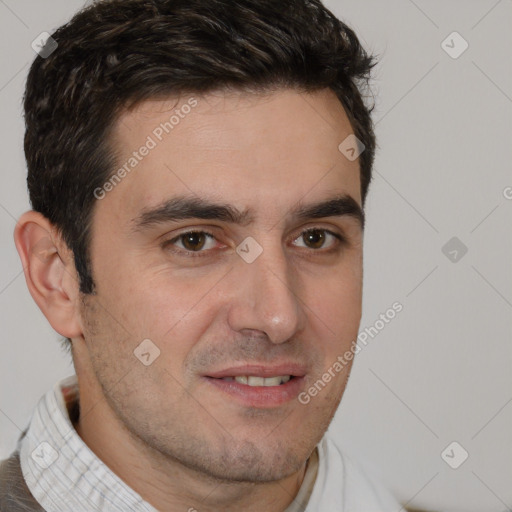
[105,272,223,367]
[304,262,362,340]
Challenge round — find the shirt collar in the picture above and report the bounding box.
[18,374,319,512]
[19,374,157,512]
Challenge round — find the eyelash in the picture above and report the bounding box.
[162,228,347,258]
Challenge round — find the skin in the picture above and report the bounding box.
[14,87,364,512]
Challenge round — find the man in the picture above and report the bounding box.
[1,0,402,510]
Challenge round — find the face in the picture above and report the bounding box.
[78,88,363,482]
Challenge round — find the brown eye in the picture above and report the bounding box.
[164,231,217,255]
[294,229,342,250]
[180,232,207,251]
[302,229,326,249]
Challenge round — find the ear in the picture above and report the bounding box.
[13,211,83,339]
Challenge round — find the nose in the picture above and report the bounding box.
[226,239,306,344]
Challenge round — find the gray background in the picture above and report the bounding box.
[1,1,511,511]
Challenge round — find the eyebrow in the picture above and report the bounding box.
[130,193,364,233]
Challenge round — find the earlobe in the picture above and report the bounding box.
[13,211,83,339]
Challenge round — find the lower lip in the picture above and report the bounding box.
[203,376,305,408]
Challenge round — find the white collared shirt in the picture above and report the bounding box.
[17,375,400,511]
[19,375,157,512]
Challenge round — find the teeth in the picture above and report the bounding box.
[222,375,292,386]
[248,376,266,386]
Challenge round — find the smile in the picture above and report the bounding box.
[218,375,292,386]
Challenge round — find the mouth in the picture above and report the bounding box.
[203,365,306,407]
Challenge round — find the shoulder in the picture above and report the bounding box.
[0,451,45,512]
[317,435,401,511]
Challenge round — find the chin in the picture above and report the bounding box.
[198,438,310,483]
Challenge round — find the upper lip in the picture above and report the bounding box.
[205,363,307,379]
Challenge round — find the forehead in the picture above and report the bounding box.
[98,88,361,228]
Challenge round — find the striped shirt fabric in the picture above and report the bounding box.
[18,375,157,512]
